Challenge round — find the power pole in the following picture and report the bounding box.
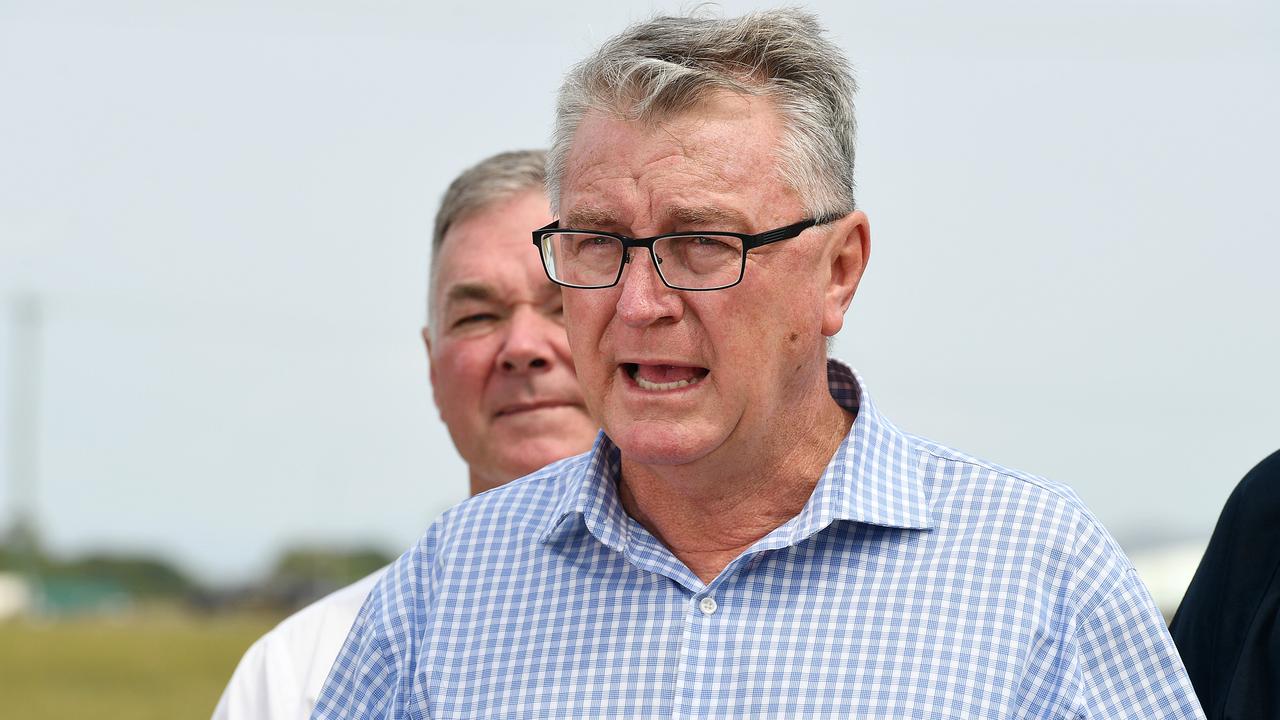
[6,293,43,606]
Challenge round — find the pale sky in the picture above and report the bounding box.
[1,0,1277,584]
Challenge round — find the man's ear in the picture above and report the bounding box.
[821,210,870,337]
[422,325,438,393]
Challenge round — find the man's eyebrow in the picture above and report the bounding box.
[667,205,750,229]
[443,282,499,306]
[563,206,620,229]
[564,205,751,232]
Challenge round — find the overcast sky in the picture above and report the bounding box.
[2,0,1277,584]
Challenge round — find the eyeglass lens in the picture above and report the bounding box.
[540,233,745,289]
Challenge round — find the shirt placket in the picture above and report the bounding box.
[669,552,765,720]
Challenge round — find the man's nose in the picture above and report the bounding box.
[616,249,683,328]
[497,307,556,373]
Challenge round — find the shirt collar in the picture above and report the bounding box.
[784,358,934,540]
[538,358,934,549]
[539,432,630,551]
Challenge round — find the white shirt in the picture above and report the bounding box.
[212,568,385,720]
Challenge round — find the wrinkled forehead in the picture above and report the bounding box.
[430,191,556,309]
[561,96,790,230]
[568,92,778,167]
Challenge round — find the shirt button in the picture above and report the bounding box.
[698,596,718,615]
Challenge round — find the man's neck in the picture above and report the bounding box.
[468,470,504,497]
[617,383,854,586]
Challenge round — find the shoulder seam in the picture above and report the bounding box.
[909,435,1094,515]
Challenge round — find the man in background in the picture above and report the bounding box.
[213,149,597,719]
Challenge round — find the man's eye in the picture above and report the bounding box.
[571,235,615,253]
[453,313,497,328]
[691,236,734,250]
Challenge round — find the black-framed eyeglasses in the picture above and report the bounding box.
[531,217,836,291]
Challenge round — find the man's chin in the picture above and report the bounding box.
[497,434,598,479]
[607,421,724,468]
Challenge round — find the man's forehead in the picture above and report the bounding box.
[561,99,786,229]
[568,114,750,177]
[439,275,558,308]
[564,203,750,231]
[443,281,501,305]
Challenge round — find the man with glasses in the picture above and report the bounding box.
[315,11,1202,718]
[214,150,596,719]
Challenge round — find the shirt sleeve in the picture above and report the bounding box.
[311,533,433,720]
[1071,568,1205,719]
[212,633,305,720]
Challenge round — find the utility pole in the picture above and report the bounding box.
[6,293,42,607]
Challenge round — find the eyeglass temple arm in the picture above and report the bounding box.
[747,216,834,249]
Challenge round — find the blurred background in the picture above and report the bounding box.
[2,0,1277,717]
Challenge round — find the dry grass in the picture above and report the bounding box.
[0,612,281,720]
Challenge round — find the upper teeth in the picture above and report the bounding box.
[635,374,703,391]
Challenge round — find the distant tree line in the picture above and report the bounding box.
[1,519,394,615]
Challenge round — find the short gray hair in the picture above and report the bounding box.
[549,9,857,219]
[428,149,547,323]
[432,149,547,258]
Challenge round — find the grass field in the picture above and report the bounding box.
[0,613,282,719]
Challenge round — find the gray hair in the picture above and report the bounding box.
[548,8,857,219]
[427,149,548,323]
[432,149,548,259]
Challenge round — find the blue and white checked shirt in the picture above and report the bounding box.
[315,360,1203,719]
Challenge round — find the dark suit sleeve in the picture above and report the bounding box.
[1171,449,1280,720]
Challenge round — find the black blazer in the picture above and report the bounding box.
[1170,449,1280,720]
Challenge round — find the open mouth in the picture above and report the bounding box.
[622,363,710,391]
